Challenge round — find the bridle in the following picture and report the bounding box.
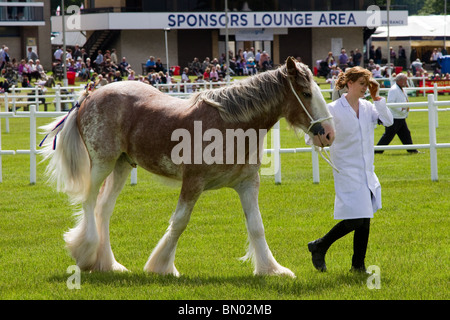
[288,78,339,172]
[287,79,333,135]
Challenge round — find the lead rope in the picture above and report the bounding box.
[288,79,339,173]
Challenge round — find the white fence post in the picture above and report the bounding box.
[55,85,61,111]
[311,147,320,184]
[273,120,281,184]
[131,167,137,185]
[427,94,438,182]
[433,83,439,128]
[4,92,9,133]
[29,104,37,184]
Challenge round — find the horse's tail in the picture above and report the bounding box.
[40,91,91,204]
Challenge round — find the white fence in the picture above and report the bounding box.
[0,83,449,184]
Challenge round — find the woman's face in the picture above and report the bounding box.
[347,76,368,98]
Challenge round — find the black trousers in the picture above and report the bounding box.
[320,218,371,268]
[376,118,417,153]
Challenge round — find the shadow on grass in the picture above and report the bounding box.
[48,268,380,298]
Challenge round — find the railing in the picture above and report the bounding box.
[0,2,44,23]
[0,84,449,184]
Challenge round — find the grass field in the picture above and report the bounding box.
[0,79,449,301]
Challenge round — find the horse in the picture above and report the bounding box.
[40,57,335,278]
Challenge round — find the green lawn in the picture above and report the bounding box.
[0,79,448,301]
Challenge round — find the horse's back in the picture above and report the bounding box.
[77,81,189,178]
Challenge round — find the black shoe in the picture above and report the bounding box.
[308,239,327,272]
[349,265,369,274]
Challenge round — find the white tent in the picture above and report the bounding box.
[372,15,449,41]
[370,15,449,67]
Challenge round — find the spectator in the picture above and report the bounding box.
[27,59,40,80]
[94,50,103,71]
[127,70,135,81]
[78,62,89,81]
[209,65,219,81]
[246,57,257,75]
[94,74,107,88]
[159,71,167,84]
[202,57,210,73]
[367,59,376,71]
[259,51,271,72]
[398,45,407,69]
[375,46,382,64]
[27,47,38,62]
[411,58,424,75]
[325,51,335,66]
[371,64,382,78]
[155,58,165,73]
[203,67,210,81]
[353,48,362,66]
[181,67,189,82]
[146,56,156,73]
[119,57,131,76]
[80,48,88,63]
[369,45,375,61]
[376,73,418,154]
[338,48,348,70]
[110,49,118,66]
[35,59,46,80]
[191,57,202,75]
[389,47,396,62]
[430,48,442,73]
[53,46,63,62]
[113,70,122,82]
[73,44,81,61]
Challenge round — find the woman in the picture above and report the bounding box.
[308,67,394,272]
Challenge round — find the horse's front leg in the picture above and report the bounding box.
[144,177,203,276]
[234,174,295,278]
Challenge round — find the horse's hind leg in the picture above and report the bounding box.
[234,174,295,278]
[92,155,132,271]
[144,177,203,276]
[64,161,115,271]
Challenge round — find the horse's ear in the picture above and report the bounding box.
[286,56,297,77]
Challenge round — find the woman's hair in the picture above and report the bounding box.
[335,66,372,90]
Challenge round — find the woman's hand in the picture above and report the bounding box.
[369,79,381,101]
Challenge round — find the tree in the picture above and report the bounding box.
[418,0,446,15]
[51,0,84,15]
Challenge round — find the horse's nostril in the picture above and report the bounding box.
[326,133,331,141]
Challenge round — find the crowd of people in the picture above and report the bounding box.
[2,41,450,96]
[186,47,273,79]
[318,45,450,86]
[0,45,55,93]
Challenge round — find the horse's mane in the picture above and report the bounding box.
[191,62,313,123]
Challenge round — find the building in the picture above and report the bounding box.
[52,1,407,75]
[0,0,52,69]
[371,15,450,68]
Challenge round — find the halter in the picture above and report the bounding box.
[288,78,339,172]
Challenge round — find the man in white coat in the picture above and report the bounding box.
[307,67,393,272]
[376,73,418,153]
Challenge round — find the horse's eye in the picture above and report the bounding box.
[302,92,312,98]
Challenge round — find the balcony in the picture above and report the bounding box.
[0,2,45,26]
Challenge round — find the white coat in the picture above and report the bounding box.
[328,94,393,219]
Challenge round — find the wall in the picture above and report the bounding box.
[118,29,178,76]
[312,27,363,68]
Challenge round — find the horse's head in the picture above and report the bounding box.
[283,57,335,147]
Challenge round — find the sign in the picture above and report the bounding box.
[52,11,408,32]
[165,11,408,29]
[235,29,274,41]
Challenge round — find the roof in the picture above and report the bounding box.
[372,15,450,39]
[51,31,86,47]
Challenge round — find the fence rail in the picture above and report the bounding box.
[0,83,449,184]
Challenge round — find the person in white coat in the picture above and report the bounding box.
[307,67,394,272]
[375,73,418,153]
